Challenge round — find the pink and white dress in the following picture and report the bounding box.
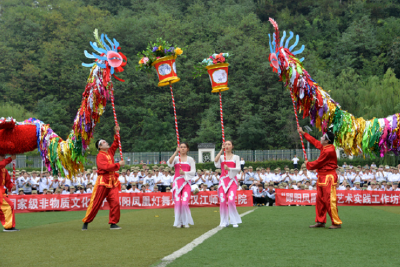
[215,155,242,227]
[168,156,195,227]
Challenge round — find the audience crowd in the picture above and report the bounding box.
[5,162,400,208]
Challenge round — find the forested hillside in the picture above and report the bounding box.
[1,0,400,152]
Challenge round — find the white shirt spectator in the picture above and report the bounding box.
[211,174,219,184]
[143,176,155,191]
[162,174,172,186]
[272,173,282,183]
[38,177,50,193]
[16,176,25,190]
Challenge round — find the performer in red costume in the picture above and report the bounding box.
[0,154,19,232]
[82,126,125,230]
[298,127,342,229]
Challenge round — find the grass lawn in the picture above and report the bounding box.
[1,207,253,267]
[2,206,400,267]
[169,206,400,267]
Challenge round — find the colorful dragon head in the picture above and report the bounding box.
[82,29,127,83]
[268,18,305,74]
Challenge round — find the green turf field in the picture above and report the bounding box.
[2,206,400,267]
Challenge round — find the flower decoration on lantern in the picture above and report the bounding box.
[137,38,184,87]
[195,53,231,93]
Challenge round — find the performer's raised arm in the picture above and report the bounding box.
[306,151,329,171]
[0,155,14,169]
[298,127,323,150]
[109,126,121,156]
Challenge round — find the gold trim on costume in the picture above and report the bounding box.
[1,199,13,229]
[82,178,100,223]
[317,174,336,187]
[330,184,342,225]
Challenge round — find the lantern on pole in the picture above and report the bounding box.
[137,40,184,167]
[199,53,231,157]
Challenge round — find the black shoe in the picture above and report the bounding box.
[3,227,20,232]
[82,223,88,231]
[110,224,121,230]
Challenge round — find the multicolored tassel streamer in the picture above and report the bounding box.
[290,89,307,160]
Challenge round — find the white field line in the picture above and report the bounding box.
[155,209,255,267]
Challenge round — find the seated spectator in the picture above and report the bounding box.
[265,183,275,206]
[31,190,38,195]
[305,180,312,190]
[253,183,265,206]
[127,183,140,193]
[200,184,209,192]
[86,182,93,193]
[386,182,393,191]
[55,189,62,195]
[69,186,76,194]
[144,184,151,193]
[62,185,70,194]
[10,185,17,195]
[18,188,24,195]
[166,187,171,193]
[351,182,361,190]
[47,188,53,194]
[394,182,400,191]
[337,180,347,190]
[120,185,127,193]
[290,180,297,190]
[76,186,85,194]
[153,186,159,193]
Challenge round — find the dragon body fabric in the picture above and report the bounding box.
[268,18,400,158]
[0,30,127,178]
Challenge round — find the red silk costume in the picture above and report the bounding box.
[304,133,342,225]
[0,157,16,229]
[83,135,121,224]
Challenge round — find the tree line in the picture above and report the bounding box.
[1,0,400,153]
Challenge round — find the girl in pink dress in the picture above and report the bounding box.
[168,143,195,228]
[214,141,242,227]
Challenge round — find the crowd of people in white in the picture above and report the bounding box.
[6,162,400,207]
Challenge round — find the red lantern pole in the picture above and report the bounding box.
[12,161,16,183]
[169,82,181,169]
[110,88,123,160]
[219,92,226,159]
[290,89,307,160]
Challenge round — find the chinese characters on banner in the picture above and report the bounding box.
[7,191,253,213]
[275,189,400,206]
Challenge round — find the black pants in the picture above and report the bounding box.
[241,164,245,171]
[294,164,298,169]
[266,197,275,206]
[254,197,266,205]
[162,185,171,192]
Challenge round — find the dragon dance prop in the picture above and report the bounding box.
[268,18,400,158]
[137,40,183,168]
[0,30,127,178]
[201,53,231,158]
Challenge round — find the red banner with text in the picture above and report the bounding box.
[275,189,400,206]
[7,191,253,213]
